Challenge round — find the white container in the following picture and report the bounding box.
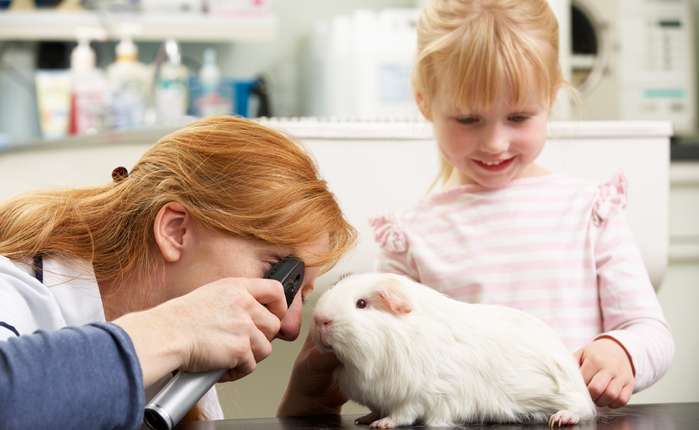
[70,33,109,135]
[304,9,420,119]
[195,48,229,117]
[0,43,41,142]
[35,71,72,139]
[107,35,153,129]
[155,39,189,124]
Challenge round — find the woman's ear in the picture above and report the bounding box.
[415,90,432,120]
[153,202,191,263]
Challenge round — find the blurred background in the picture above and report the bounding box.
[0,0,697,420]
[0,0,698,145]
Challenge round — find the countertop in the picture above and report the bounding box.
[0,119,678,154]
[178,403,699,430]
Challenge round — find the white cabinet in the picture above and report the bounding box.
[632,162,699,405]
[668,163,699,261]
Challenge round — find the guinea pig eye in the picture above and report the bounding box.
[356,298,367,309]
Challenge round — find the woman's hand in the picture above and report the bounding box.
[574,336,635,408]
[115,277,287,387]
[277,333,347,416]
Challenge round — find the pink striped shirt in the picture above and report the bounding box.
[370,173,673,392]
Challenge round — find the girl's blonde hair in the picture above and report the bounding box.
[413,0,564,184]
[0,116,356,287]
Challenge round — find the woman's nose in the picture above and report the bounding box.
[276,292,303,341]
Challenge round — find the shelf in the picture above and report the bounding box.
[0,11,277,42]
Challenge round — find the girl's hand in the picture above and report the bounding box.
[574,336,635,408]
[115,277,287,387]
[277,334,347,416]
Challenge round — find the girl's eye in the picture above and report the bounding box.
[356,298,368,309]
[509,115,529,123]
[456,116,479,125]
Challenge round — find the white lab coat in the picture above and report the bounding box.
[0,255,224,420]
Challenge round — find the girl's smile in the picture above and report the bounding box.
[472,156,516,173]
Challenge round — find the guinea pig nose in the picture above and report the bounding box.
[313,314,333,328]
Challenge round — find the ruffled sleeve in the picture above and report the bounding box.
[592,172,628,226]
[369,215,408,254]
[369,214,418,279]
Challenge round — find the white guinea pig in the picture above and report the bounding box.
[310,273,596,428]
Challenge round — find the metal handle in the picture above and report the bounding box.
[144,369,227,430]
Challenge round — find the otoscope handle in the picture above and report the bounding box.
[144,369,226,430]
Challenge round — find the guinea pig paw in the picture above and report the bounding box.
[547,410,580,428]
[356,412,381,425]
[369,417,396,429]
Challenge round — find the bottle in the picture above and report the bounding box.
[196,48,229,117]
[155,39,189,124]
[107,34,152,129]
[69,30,109,135]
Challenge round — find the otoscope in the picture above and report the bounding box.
[143,256,305,430]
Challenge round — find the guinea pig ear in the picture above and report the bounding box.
[372,279,412,316]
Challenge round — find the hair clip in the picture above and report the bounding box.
[111,166,129,182]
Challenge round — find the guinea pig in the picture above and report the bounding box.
[310,273,596,428]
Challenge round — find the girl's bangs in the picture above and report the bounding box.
[437,23,554,112]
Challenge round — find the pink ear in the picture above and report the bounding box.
[373,281,412,315]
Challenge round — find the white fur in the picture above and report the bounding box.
[311,273,597,427]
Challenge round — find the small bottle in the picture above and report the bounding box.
[69,30,109,135]
[196,48,229,117]
[155,39,189,124]
[107,34,152,129]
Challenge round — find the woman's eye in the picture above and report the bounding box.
[456,116,479,125]
[263,260,281,276]
[356,298,367,309]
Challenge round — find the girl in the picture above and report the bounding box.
[371,0,673,410]
[0,116,356,428]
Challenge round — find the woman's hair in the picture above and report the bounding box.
[413,0,564,184]
[0,116,356,287]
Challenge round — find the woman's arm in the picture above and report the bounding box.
[0,323,145,430]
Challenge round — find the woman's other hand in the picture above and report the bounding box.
[277,333,346,416]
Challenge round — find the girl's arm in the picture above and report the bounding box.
[0,323,145,430]
[593,203,675,393]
